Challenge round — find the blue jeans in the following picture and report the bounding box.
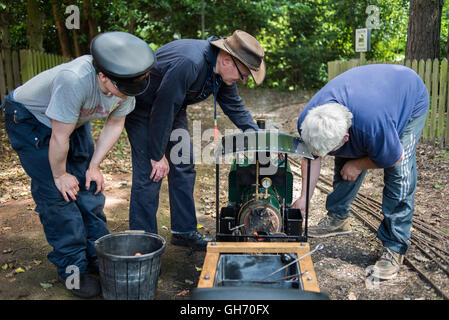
[325,112,427,254]
[124,105,197,234]
[2,92,109,278]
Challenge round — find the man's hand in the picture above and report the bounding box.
[150,155,170,182]
[340,160,363,181]
[54,173,79,202]
[85,165,104,195]
[49,119,77,202]
[291,197,306,216]
[340,156,381,181]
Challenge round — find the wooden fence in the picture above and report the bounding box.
[0,47,71,103]
[328,58,449,146]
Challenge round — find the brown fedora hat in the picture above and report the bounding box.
[211,30,265,84]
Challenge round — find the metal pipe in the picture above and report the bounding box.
[305,158,311,239]
[216,163,220,235]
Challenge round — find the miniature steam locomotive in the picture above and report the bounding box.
[192,121,329,300]
[215,120,314,242]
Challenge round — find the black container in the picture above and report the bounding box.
[94,231,166,300]
[214,253,302,289]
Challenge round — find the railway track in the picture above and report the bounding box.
[288,157,449,300]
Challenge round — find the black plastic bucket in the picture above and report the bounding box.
[94,231,166,300]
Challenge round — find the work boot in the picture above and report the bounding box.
[308,215,352,238]
[59,274,101,299]
[171,230,212,251]
[372,247,404,280]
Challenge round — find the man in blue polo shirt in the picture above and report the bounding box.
[293,64,429,279]
[125,30,265,250]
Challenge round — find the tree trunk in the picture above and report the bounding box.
[0,13,11,49]
[405,0,443,60]
[27,0,44,51]
[51,0,72,57]
[127,15,136,34]
[83,0,98,42]
[72,29,81,57]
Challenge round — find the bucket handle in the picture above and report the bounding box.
[124,230,146,234]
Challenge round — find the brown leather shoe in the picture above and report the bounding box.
[308,215,352,238]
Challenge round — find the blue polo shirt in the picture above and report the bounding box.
[297,64,429,168]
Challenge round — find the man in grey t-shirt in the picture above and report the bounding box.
[2,31,155,298]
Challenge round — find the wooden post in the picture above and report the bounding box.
[437,59,447,144]
[11,50,21,88]
[423,59,433,141]
[411,59,418,73]
[446,79,449,146]
[2,47,14,93]
[430,59,440,143]
[405,59,411,69]
[327,61,335,81]
[417,59,426,141]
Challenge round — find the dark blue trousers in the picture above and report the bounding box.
[125,105,197,234]
[2,92,109,278]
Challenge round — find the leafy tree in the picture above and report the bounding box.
[0,0,443,89]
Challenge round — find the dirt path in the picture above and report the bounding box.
[0,87,448,300]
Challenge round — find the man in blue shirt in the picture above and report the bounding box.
[293,64,429,279]
[125,30,265,250]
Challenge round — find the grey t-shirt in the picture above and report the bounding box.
[13,55,135,128]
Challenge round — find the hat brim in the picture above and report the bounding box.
[211,39,266,85]
[114,76,150,96]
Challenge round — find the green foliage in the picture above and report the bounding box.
[0,0,419,89]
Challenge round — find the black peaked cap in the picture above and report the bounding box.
[91,31,156,80]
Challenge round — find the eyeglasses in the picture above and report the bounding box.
[230,55,247,81]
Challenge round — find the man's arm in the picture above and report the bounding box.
[85,114,127,194]
[49,119,79,202]
[291,157,321,214]
[145,58,197,181]
[340,150,404,181]
[217,84,259,131]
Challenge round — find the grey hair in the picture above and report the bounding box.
[300,103,352,157]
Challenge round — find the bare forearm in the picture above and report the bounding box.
[89,116,125,168]
[350,156,379,171]
[300,157,321,200]
[49,133,70,178]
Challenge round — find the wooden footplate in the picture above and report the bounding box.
[197,242,320,293]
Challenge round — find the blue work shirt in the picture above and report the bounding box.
[135,36,258,161]
[297,64,429,168]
